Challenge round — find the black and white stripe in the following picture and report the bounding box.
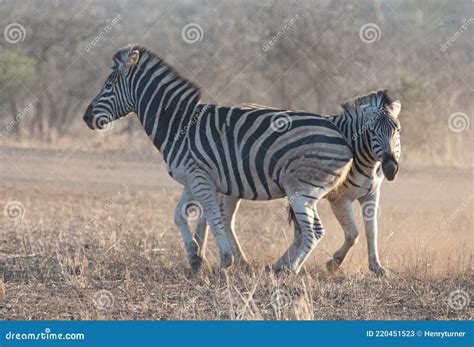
[84,45,356,273]
[83,45,398,273]
[191,91,402,275]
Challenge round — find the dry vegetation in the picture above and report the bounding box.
[1,148,472,320]
[0,0,472,321]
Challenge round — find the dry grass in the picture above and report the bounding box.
[0,147,472,320]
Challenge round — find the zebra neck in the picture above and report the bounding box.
[328,114,379,173]
[134,67,201,160]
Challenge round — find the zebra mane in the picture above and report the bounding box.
[340,89,393,117]
[112,44,202,96]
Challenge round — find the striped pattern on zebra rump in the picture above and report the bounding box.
[188,91,402,275]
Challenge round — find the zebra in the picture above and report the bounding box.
[181,92,401,276]
[83,45,357,274]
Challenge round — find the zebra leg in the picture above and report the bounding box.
[272,216,302,270]
[220,195,250,268]
[273,195,323,274]
[189,177,234,268]
[358,189,386,277]
[194,213,209,263]
[174,188,205,270]
[326,197,359,273]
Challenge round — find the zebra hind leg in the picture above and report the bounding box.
[272,208,302,270]
[273,194,324,274]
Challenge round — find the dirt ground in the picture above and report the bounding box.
[0,145,472,320]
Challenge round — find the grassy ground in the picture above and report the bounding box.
[0,146,472,320]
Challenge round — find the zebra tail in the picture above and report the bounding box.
[287,206,301,234]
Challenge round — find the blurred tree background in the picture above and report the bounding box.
[0,0,472,165]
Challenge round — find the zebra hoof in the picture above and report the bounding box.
[190,255,205,272]
[233,259,251,272]
[370,265,387,277]
[271,264,293,275]
[220,253,234,268]
[326,259,342,273]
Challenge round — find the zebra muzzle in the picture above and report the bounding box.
[382,155,399,181]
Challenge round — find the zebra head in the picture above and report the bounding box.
[361,92,401,181]
[343,90,401,181]
[83,46,140,130]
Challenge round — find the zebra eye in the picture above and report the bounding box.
[104,81,113,90]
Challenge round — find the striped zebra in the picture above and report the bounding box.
[83,45,398,274]
[184,92,401,276]
[83,45,356,274]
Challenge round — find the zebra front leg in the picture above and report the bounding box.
[326,197,359,273]
[358,190,386,277]
[189,178,234,268]
[220,195,250,269]
[194,213,209,264]
[174,189,206,271]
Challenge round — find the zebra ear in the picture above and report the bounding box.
[386,100,401,118]
[124,50,140,68]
